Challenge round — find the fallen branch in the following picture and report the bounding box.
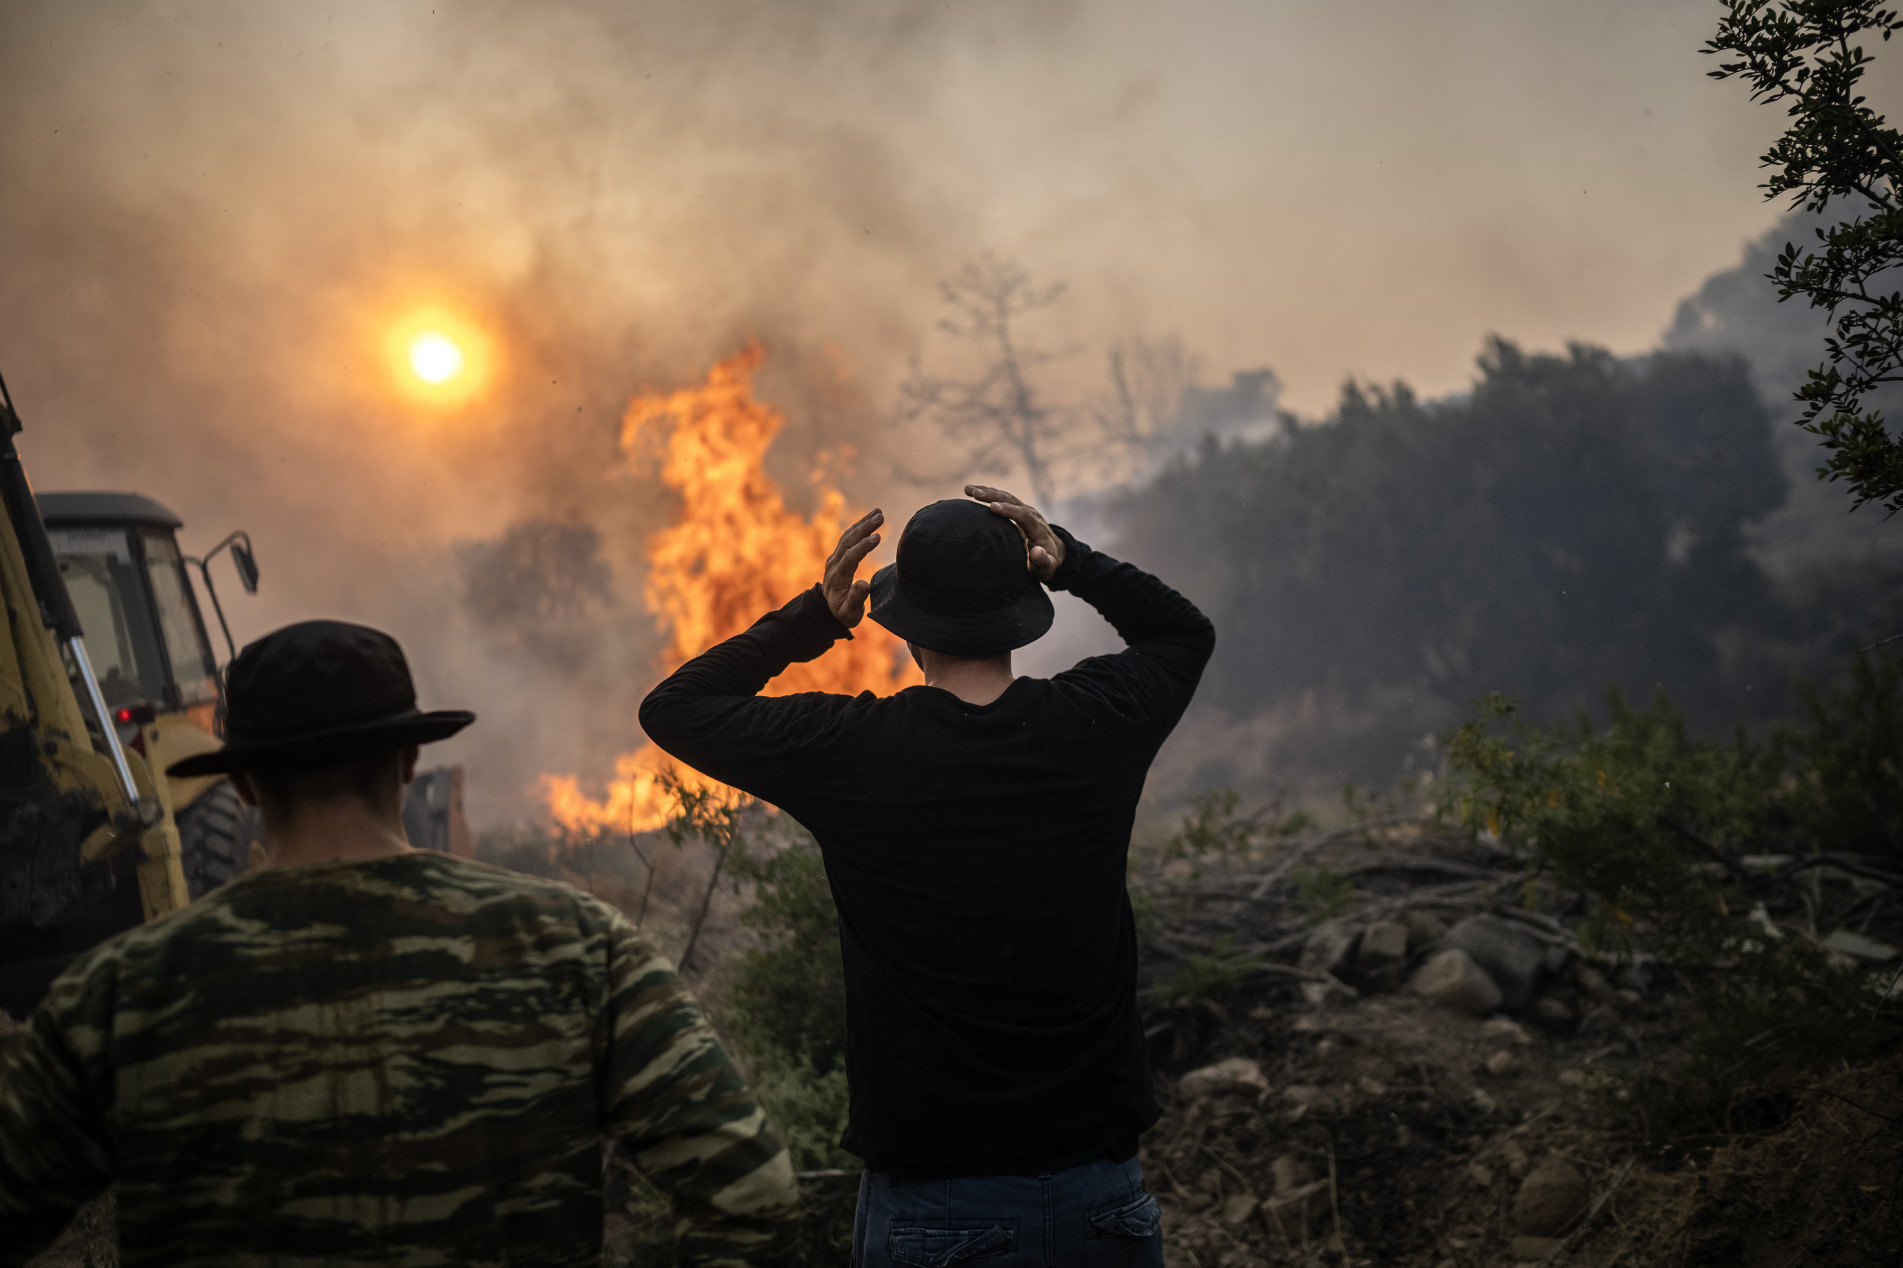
[1247,834,1339,900]
[1254,963,1350,984]
[1338,850,1513,883]
[1232,818,1441,899]
[1196,882,1493,959]
[1489,905,1571,939]
[1777,854,1903,890]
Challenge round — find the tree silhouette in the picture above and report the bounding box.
[898,255,1076,506]
[1099,335,1201,479]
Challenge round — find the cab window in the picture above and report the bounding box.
[140,529,219,707]
[48,526,168,710]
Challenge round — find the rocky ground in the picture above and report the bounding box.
[1132,820,1903,1267]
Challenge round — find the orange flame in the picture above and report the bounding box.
[541,343,920,833]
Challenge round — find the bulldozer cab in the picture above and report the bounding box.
[38,492,262,900]
[39,493,224,737]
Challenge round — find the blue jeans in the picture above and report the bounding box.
[850,1154,1165,1268]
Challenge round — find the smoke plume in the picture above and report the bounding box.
[0,1,1076,821]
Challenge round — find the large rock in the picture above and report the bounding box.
[1177,1056,1270,1100]
[1514,1158,1589,1236]
[1355,920,1410,972]
[1410,948,1503,1016]
[1299,923,1360,977]
[1439,915,1548,1010]
[1401,909,1449,950]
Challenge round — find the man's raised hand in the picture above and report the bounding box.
[824,507,883,628]
[966,485,1065,583]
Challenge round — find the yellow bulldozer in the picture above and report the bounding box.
[0,369,268,1018]
[0,372,467,1020]
[36,490,262,896]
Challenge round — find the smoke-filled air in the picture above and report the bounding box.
[9,0,1889,822]
[6,2,1903,1265]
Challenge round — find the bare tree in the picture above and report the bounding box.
[899,255,1076,506]
[1099,335,1200,479]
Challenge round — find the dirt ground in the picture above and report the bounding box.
[1140,976,1901,1267]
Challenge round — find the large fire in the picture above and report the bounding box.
[541,343,921,833]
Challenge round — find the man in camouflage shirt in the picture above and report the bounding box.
[0,620,798,1267]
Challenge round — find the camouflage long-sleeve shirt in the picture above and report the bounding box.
[0,850,798,1266]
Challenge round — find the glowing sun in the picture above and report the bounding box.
[384,306,492,407]
[408,332,466,384]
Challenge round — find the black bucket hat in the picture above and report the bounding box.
[167,620,474,777]
[868,499,1053,655]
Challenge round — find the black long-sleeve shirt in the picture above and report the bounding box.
[638,527,1214,1175]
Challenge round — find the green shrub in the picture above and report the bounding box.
[724,830,849,1083]
[1132,791,1314,1007]
[1292,864,1355,925]
[1779,652,1903,863]
[669,807,858,1261]
[1440,655,1903,1080]
[1150,934,1261,1008]
[745,1051,854,1172]
[1163,789,1311,868]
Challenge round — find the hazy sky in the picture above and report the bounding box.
[0,0,1843,818]
[933,0,1800,409]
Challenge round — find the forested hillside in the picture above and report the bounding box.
[1109,336,1882,793]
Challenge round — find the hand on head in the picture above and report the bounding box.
[824,507,882,627]
[822,487,1062,629]
[965,485,1065,582]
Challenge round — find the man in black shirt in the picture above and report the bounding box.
[640,484,1214,1267]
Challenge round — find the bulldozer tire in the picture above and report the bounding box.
[175,779,258,900]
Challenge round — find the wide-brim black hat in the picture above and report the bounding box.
[168,619,474,778]
[869,499,1053,655]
